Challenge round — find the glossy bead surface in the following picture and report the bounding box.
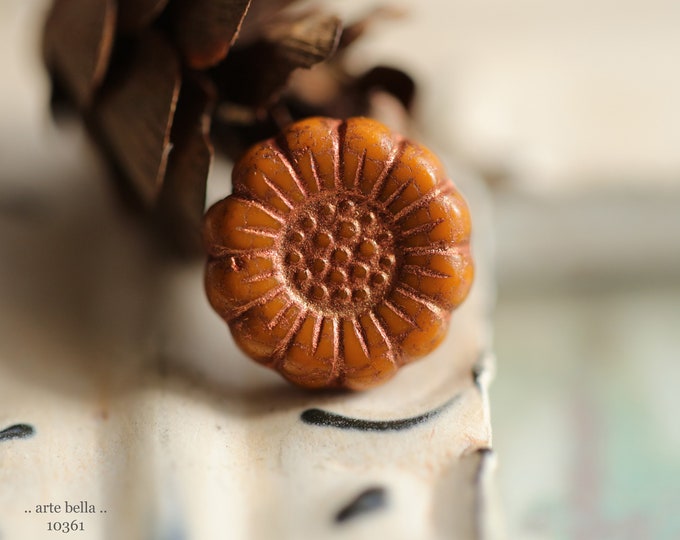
[204,117,474,390]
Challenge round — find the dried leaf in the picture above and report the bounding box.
[355,66,415,112]
[172,0,252,69]
[117,0,169,31]
[157,75,216,255]
[261,10,342,67]
[214,10,341,109]
[41,0,417,257]
[43,0,116,108]
[92,32,181,205]
[282,64,415,120]
[236,0,298,44]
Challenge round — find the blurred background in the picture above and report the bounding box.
[2,0,680,538]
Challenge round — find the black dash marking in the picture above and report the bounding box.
[0,424,35,442]
[335,487,387,524]
[301,394,459,431]
[472,363,484,388]
[472,352,492,390]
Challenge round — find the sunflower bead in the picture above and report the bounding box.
[204,117,474,390]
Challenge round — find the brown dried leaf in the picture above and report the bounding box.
[281,64,415,121]
[117,0,169,31]
[236,0,298,44]
[261,10,343,67]
[172,0,252,69]
[355,66,415,112]
[157,75,216,255]
[43,0,116,108]
[214,10,341,109]
[92,32,181,205]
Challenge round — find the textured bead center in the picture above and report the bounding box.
[280,193,398,316]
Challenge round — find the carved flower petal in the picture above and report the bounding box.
[203,195,282,256]
[205,256,281,322]
[341,314,399,390]
[279,315,337,389]
[381,286,450,362]
[399,190,472,248]
[399,248,474,311]
[231,139,310,213]
[277,117,342,193]
[230,295,303,365]
[340,117,400,194]
[378,140,448,215]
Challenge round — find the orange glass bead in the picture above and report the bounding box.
[203,117,474,390]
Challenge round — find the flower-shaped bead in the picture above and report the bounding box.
[204,117,473,390]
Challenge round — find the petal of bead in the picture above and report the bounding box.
[279,315,337,388]
[231,141,306,213]
[278,117,342,193]
[205,256,281,320]
[341,315,398,390]
[230,292,301,364]
[376,299,419,338]
[384,287,449,362]
[378,140,448,214]
[341,117,399,194]
[399,248,474,311]
[203,196,282,256]
[399,190,472,248]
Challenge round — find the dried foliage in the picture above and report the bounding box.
[43,0,415,255]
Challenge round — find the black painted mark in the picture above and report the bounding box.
[301,394,459,431]
[0,424,35,442]
[472,352,492,390]
[335,487,387,524]
[472,362,484,388]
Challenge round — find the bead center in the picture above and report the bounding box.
[280,193,398,316]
